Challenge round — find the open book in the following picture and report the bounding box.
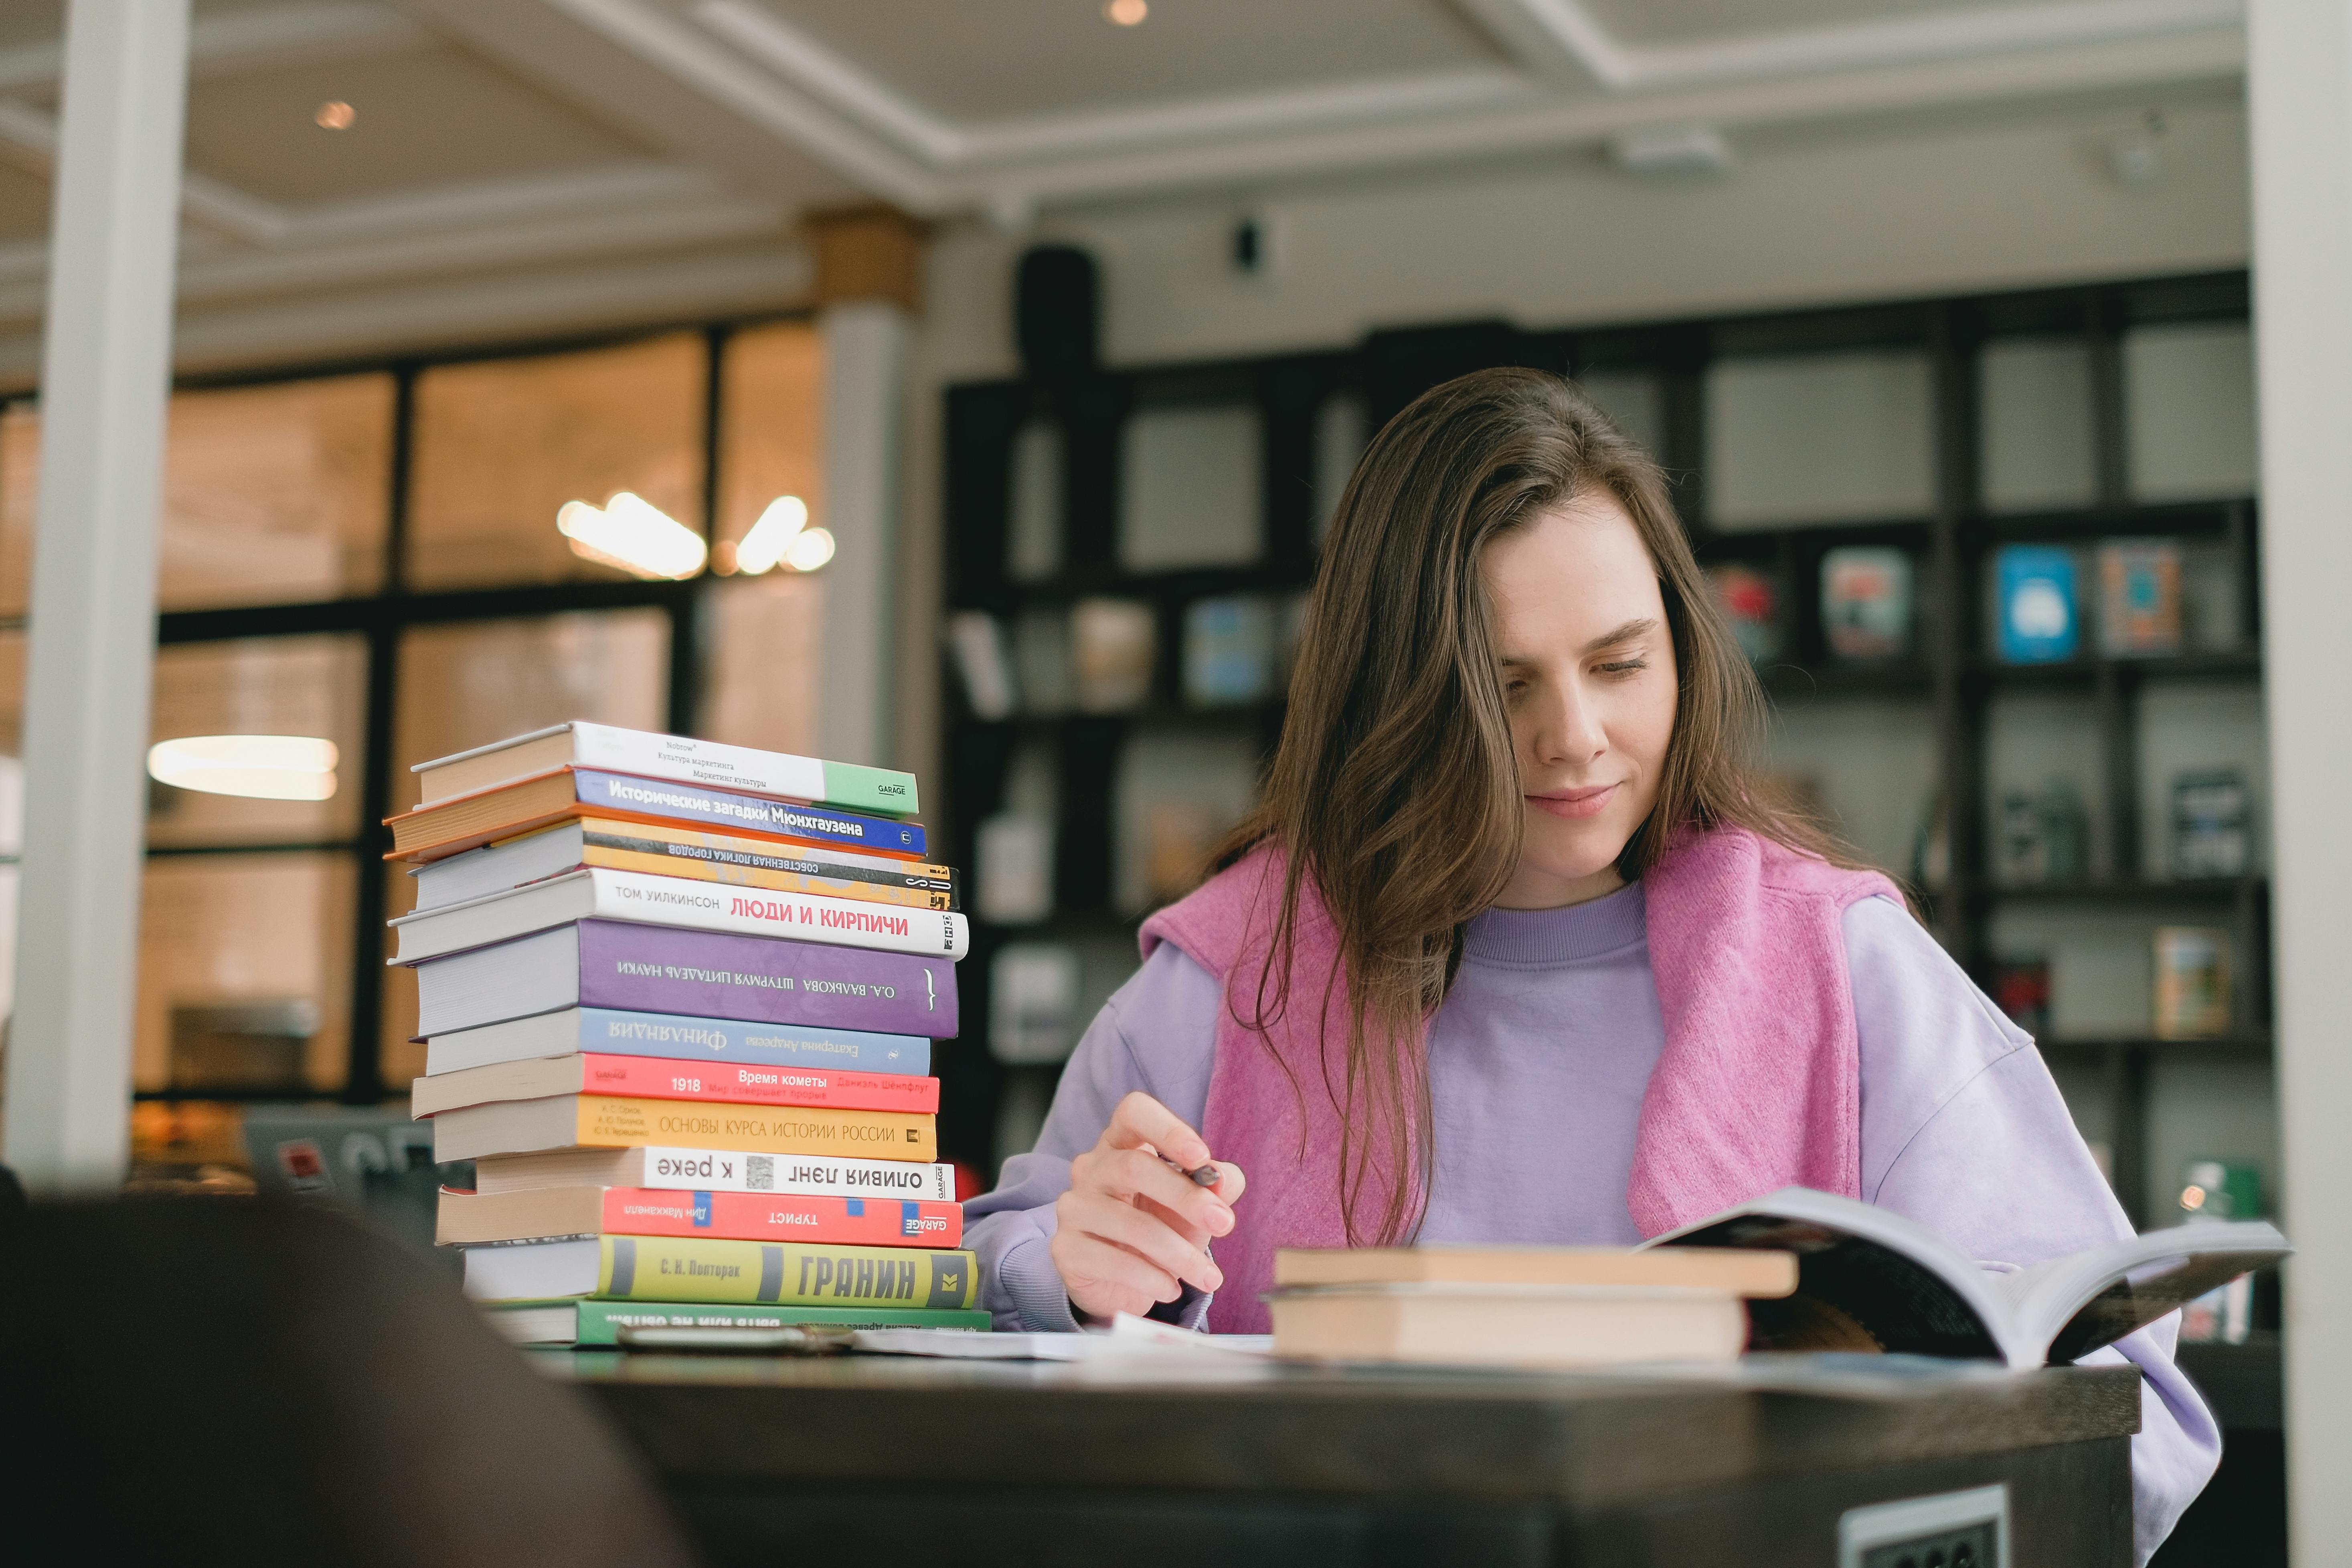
[1645,1186,2288,1370]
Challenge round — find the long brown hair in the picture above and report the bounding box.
[1215,366,1876,1246]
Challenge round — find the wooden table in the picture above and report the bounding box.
[554,1352,2141,1567]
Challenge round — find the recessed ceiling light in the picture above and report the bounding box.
[1103,0,1147,26]
[315,100,355,130]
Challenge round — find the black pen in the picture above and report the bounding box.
[1163,1156,1223,1187]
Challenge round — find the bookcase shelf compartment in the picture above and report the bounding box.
[940,270,2270,1232]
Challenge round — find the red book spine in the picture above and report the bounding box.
[599,1188,963,1248]
[576,1054,941,1113]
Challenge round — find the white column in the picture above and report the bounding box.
[818,299,911,770]
[2,0,190,1194]
[2248,0,2352,1555]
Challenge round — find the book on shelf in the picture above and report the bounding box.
[1996,545,2079,664]
[391,866,969,965]
[2154,926,2232,1039]
[415,720,919,816]
[413,818,957,913]
[1820,547,1913,660]
[1071,597,1155,712]
[411,920,959,1039]
[425,1007,929,1079]
[1265,1246,1795,1369]
[462,1233,980,1309]
[1182,595,1275,708]
[943,610,1018,720]
[2095,539,2184,657]
[438,1186,963,1249]
[472,1145,958,1202]
[413,1052,940,1119]
[391,768,928,864]
[1647,1186,2287,1369]
[1706,563,1782,665]
[429,1092,935,1163]
[484,1297,988,1347]
[2168,769,2252,880]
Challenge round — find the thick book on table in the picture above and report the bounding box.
[438,1186,963,1248]
[475,1145,958,1201]
[413,1053,939,1118]
[411,920,958,1040]
[1267,1245,1796,1370]
[1267,1283,1752,1370]
[391,768,927,863]
[1646,1186,2291,1368]
[416,721,919,816]
[485,1297,987,1346]
[412,817,957,912]
[391,866,968,965]
[425,1007,929,1078]
[430,1091,935,1163]
[461,1233,980,1308]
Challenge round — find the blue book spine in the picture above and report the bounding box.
[576,1007,931,1075]
[573,769,926,856]
[1996,546,2079,664]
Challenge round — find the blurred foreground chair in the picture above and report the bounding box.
[0,1176,695,1567]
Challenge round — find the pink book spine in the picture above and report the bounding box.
[576,1054,941,1114]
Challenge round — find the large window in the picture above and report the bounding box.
[0,318,828,1133]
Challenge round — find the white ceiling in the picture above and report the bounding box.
[0,0,2246,378]
[765,0,1505,121]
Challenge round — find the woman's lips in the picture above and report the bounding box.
[1528,784,1617,820]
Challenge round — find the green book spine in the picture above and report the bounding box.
[570,1300,987,1343]
[599,1234,978,1309]
[821,759,919,817]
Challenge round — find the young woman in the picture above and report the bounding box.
[963,369,2216,1560]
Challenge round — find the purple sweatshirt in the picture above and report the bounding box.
[964,882,2218,1561]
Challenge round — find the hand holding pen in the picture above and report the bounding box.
[1051,1090,1247,1322]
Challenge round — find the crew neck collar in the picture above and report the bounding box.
[1461,880,1647,967]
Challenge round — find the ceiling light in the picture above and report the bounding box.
[734,494,809,576]
[1608,122,1736,180]
[556,492,708,580]
[783,526,836,573]
[1104,0,1147,25]
[148,735,339,801]
[315,100,355,130]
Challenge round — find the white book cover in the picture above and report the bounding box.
[640,1146,955,1201]
[389,866,968,965]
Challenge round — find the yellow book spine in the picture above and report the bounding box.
[573,1096,936,1161]
[580,844,952,910]
[598,1236,979,1309]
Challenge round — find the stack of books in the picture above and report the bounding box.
[1265,1188,2290,1372]
[392,721,984,1347]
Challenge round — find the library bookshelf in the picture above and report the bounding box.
[938,271,2271,1267]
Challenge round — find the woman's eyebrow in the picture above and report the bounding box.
[1582,617,1657,655]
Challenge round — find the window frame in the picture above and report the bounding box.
[0,312,814,1104]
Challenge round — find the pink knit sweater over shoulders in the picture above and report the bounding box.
[1136,824,1901,1333]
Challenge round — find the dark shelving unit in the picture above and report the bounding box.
[938,271,2270,1236]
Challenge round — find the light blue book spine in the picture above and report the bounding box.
[578,1008,930,1075]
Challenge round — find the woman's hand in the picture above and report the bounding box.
[1051,1091,1247,1322]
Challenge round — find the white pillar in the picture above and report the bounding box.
[2248,0,2352,1555]
[2,0,189,1194]
[818,299,911,770]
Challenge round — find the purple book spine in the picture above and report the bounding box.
[574,919,959,1038]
